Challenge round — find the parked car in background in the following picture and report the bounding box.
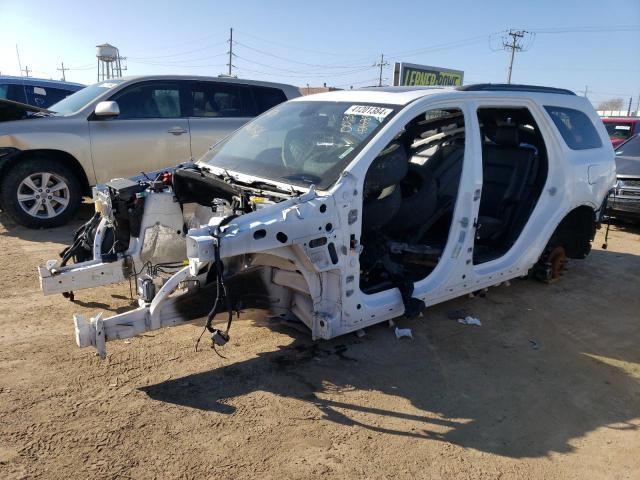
[602,117,640,148]
[0,76,84,109]
[0,75,300,228]
[609,134,640,221]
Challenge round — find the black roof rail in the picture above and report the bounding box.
[457,83,576,96]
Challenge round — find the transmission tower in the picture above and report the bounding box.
[500,29,534,84]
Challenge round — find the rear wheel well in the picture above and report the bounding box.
[548,205,596,259]
[2,150,91,196]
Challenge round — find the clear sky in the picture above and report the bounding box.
[1,0,639,107]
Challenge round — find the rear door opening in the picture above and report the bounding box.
[473,106,549,264]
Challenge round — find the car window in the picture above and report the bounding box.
[25,86,49,108]
[616,135,640,157]
[6,84,27,104]
[190,82,248,118]
[605,122,633,139]
[112,82,181,119]
[252,86,287,114]
[30,87,74,108]
[544,106,603,150]
[51,80,123,116]
[0,84,9,100]
[201,101,398,189]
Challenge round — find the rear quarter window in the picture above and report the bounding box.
[544,106,603,150]
[252,86,287,114]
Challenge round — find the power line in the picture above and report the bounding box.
[333,77,381,88]
[234,40,373,69]
[128,60,227,68]
[234,29,369,57]
[531,25,640,34]
[128,53,226,66]
[385,33,496,60]
[235,64,373,79]
[234,53,373,76]
[128,40,227,60]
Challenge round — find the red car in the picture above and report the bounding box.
[602,117,640,148]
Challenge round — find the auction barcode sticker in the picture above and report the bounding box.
[344,105,393,121]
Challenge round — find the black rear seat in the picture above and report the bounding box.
[476,125,537,242]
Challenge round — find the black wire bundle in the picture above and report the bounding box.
[195,226,234,356]
[60,213,102,266]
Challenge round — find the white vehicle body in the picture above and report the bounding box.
[38,85,615,358]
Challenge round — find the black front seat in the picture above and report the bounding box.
[476,125,537,242]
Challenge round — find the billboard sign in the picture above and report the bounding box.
[393,62,464,87]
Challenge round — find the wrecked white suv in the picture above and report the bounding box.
[38,84,615,358]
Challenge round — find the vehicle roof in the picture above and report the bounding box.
[0,75,85,89]
[292,84,582,106]
[115,74,299,92]
[602,117,640,122]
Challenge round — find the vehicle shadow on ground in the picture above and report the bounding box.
[0,202,94,242]
[142,248,640,459]
[72,298,138,314]
[609,218,640,235]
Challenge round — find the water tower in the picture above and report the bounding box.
[96,43,125,81]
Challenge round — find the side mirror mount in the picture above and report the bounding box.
[94,101,120,118]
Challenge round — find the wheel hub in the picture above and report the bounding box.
[548,246,567,281]
[17,172,70,219]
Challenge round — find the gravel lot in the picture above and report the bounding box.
[1,206,638,480]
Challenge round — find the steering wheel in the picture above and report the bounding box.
[282,129,361,167]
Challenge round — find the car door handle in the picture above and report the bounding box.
[168,126,188,135]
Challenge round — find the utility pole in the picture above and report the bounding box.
[22,66,31,77]
[583,85,589,99]
[628,97,633,116]
[502,29,532,84]
[373,54,389,87]
[635,93,639,116]
[226,27,236,77]
[57,61,69,81]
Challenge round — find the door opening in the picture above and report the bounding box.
[473,107,549,264]
[359,108,465,294]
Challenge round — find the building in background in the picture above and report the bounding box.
[299,83,342,95]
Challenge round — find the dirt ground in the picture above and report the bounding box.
[0,206,638,480]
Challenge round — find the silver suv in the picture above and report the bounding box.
[0,75,300,228]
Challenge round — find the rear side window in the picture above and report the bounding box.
[0,84,72,108]
[190,82,250,118]
[252,86,287,114]
[544,106,603,150]
[29,87,74,107]
[4,84,27,104]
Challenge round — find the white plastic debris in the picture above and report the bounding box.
[457,316,482,326]
[394,327,413,339]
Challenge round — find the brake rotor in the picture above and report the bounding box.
[548,246,567,281]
